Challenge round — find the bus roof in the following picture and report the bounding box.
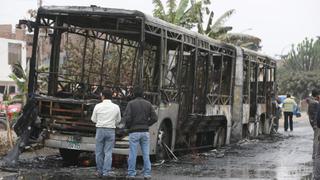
[38,6,232,48]
[38,5,221,43]
[38,5,276,62]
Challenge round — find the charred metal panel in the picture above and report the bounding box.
[153,103,179,152]
[27,17,40,97]
[48,18,63,96]
[242,104,250,124]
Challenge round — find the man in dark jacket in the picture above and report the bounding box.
[314,90,320,179]
[123,86,157,179]
[307,89,320,159]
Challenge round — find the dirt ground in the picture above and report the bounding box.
[0,113,314,179]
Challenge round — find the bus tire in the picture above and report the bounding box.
[155,120,172,161]
[59,148,81,164]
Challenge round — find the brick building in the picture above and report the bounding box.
[0,24,33,60]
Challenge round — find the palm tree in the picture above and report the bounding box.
[152,0,211,29]
[9,63,28,104]
[152,0,262,51]
[220,33,262,51]
[198,9,234,37]
[195,7,263,50]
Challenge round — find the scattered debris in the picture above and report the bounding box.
[198,149,225,158]
[0,118,313,179]
[152,160,165,166]
[162,142,178,161]
[237,138,259,145]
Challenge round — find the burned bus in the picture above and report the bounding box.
[14,6,277,161]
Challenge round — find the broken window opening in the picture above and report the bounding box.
[35,24,141,101]
[206,54,233,106]
[257,63,266,103]
[194,51,209,114]
[207,54,223,105]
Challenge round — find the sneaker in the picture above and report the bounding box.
[95,171,102,178]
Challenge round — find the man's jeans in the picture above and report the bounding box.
[315,134,320,179]
[95,128,115,176]
[283,112,293,131]
[128,132,151,177]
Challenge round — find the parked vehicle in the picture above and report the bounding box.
[0,100,22,130]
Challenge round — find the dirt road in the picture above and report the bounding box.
[0,113,313,179]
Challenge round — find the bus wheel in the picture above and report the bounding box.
[59,148,81,164]
[156,122,172,161]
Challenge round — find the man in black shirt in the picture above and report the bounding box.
[122,86,157,179]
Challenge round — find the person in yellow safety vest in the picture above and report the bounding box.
[283,94,297,131]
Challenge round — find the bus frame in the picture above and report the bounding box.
[14,5,277,161]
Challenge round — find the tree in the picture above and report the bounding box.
[152,0,211,29]
[282,38,320,71]
[277,70,320,99]
[199,9,234,38]
[152,0,261,51]
[277,37,320,99]
[198,9,262,50]
[220,33,262,51]
[9,63,28,104]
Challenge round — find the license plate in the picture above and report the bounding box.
[66,136,81,150]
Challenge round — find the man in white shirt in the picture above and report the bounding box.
[91,89,121,177]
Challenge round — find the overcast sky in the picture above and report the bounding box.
[1,0,319,57]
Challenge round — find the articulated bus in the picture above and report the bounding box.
[15,6,277,161]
